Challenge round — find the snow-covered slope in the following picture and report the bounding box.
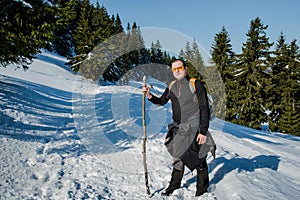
[0,53,299,200]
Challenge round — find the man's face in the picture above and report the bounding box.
[171,60,187,81]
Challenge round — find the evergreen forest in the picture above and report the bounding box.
[1,0,299,135]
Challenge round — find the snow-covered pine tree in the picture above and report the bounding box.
[234,17,273,130]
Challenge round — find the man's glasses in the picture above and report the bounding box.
[172,66,185,72]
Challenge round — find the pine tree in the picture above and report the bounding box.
[267,33,289,131]
[128,22,144,68]
[69,0,117,78]
[284,40,300,135]
[191,38,205,73]
[105,22,147,83]
[149,40,166,81]
[183,42,193,63]
[47,0,77,57]
[236,17,273,129]
[70,0,94,72]
[112,14,124,34]
[269,35,300,135]
[92,3,113,45]
[211,26,235,120]
[179,40,204,80]
[113,22,131,75]
[211,27,235,82]
[0,0,67,68]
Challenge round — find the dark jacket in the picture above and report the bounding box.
[149,76,215,171]
[149,76,210,135]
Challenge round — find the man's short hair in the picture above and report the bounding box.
[171,58,187,67]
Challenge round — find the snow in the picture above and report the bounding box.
[0,52,300,200]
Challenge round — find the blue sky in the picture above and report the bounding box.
[94,0,300,54]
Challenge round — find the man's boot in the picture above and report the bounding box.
[195,167,209,196]
[161,168,184,196]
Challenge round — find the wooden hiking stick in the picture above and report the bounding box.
[142,75,151,195]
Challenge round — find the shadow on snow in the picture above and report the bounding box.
[0,75,146,156]
[183,154,280,190]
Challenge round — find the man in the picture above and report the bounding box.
[142,58,212,196]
